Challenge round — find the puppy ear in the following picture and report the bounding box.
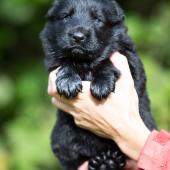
[45,0,59,19]
[112,1,125,22]
[53,0,59,5]
[114,2,125,21]
[106,1,125,24]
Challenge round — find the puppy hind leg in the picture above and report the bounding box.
[88,149,125,170]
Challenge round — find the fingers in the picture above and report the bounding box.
[81,81,91,93]
[110,52,134,88]
[78,161,88,170]
[52,97,83,127]
[51,97,74,113]
[48,68,60,96]
[110,52,130,76]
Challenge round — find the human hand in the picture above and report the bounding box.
[48,52,151,160]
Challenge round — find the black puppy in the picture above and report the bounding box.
[40,0,157,169]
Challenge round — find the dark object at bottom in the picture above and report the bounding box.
[89,150,125,170]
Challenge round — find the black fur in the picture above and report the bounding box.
[40,0,157,169]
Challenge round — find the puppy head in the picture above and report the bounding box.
[41,0,125,63]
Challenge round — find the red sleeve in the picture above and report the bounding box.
[137,130,170,170]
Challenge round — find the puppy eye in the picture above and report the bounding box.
[62,14,72,22]
[46,8,74,22]
[95,17,104,23]
[61,8,74,22]
[91,8,104,24]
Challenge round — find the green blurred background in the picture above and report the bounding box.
[0,0,170,170]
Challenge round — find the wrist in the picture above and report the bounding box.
[112,118,151,161]
[131,122,151,160]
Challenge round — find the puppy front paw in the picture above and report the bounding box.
[56,75,82,99]
[90,78,116,100]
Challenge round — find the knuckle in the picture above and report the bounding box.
[48,87,56,96]
[74,117,82,126]
[74,119,80,125]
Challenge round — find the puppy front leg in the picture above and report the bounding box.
[90,60,120,100]
[56,66,82,99]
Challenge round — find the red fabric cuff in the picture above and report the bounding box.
[137,130,170,170]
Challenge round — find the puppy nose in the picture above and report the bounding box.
[73,32,85,42]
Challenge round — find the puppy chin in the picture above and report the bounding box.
[71,48,84,56]
[65,46,95,61]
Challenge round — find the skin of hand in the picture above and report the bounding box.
[48,52,151,161]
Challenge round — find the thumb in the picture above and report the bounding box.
[110,52,134,88]
[78,161,88,170]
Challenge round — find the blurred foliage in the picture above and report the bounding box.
[0,0,170,170]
